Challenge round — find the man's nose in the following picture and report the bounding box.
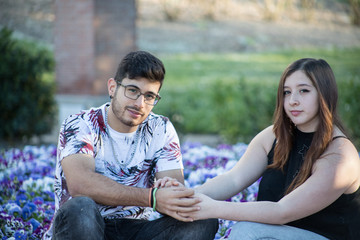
[134,94,146,107]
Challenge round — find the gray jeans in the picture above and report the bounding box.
[228,221,329,240]
[52,196,218,240]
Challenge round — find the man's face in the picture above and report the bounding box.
[110,77,161,133]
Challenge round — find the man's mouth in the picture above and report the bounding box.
[127,107,143,118]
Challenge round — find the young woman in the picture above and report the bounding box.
[159,58,360,239]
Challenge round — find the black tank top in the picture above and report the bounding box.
[257,128,360,240]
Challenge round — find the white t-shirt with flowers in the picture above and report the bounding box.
[43,103,183,239]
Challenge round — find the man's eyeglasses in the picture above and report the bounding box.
[117,83,161,106]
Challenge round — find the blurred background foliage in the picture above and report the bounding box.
[0,28,57,145]
[1,26,359,148]
[0,0,359,148]
[156,0,360,26]
[154,48,360,147]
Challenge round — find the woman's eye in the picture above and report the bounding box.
[284,90,291,95]
[300,89,310,93]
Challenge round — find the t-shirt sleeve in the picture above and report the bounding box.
[155,120,183,172]
[57,113,95,163]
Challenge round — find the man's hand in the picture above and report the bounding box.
[155,187,201,222]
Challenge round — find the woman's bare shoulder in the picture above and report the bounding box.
[250,125,276,155]
[317,133,360,193]
[329,126,358,159]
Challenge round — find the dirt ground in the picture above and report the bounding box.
[136,0,360,53]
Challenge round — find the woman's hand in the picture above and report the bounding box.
[177,193,216,221]
[155,187,201,221]
[155,176,184,188]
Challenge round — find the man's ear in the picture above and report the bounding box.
[107,78,117,98]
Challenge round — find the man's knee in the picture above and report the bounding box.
[61,196,97,212]
[53,196,104,239]
[198,218,219,232]
[56,196,101,223]
[177,218,219,240]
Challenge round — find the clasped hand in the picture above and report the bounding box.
[154,177,215,222]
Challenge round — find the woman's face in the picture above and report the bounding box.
[283,70,320,132]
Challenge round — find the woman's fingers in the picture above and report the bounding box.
[154,177,172,188]
[171,211,194,222]
[154,177,183,188]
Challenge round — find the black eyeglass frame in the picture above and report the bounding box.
[117,82,161,106]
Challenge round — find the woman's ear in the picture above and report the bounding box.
[107,78,117,98]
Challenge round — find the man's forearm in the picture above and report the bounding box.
[68,170,150,207]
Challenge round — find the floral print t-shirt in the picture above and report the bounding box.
[43,103,183,239]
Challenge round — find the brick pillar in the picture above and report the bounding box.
[54,0,136,95]
[93,0,137,94]
[53,0,137,144]
[55,0,95,95]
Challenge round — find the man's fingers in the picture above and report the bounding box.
[157,187,195,200]
[175,205,200,213]
[174,197,201,207]
[171,187,195,197]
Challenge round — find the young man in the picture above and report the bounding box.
[43,51,218,240]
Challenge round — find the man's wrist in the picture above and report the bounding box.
[152,187,158,211]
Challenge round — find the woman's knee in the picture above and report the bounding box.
[228,221,269,240]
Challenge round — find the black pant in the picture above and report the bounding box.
[52,196,219,240]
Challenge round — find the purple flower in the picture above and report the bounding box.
[15,192,27,206]
[0,143,262,239]
[21,202,36,220]
[217,144,232,150]
[14,230,27,240]
[28,218,41,231]
[32,197,44,205]
[6,203,22,217]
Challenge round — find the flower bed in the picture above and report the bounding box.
[0,142,259,239]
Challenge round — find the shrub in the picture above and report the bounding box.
[155,84,218,136]
[349,0,360,26]
[0,28,56,144]
[155,77,277,144]
[156,74,359,148]
[210,78,277,144]
[338,76,360,148]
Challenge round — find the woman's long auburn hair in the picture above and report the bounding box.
[271,58,346,194]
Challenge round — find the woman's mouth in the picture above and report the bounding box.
[290,110,302,117]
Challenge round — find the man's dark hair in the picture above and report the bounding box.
[114,51,165,88]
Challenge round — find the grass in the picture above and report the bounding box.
[35,47,360,146]
[152,47,360,147]
[159,47,360,91]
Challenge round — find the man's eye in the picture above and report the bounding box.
[145,94,156,100]
[127,88,139,94]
